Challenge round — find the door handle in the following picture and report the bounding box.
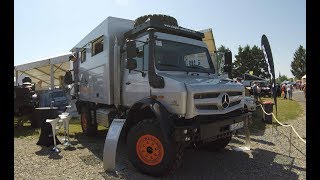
[126,82,131,85]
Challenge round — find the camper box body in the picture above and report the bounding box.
[72,17,133,105]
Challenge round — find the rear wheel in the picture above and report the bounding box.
[127,119,183,176]
[199,136,232,151]
[80,106,97,136]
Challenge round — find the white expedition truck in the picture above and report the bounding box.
[69,14,249,176]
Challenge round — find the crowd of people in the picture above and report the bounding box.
[250,81,306,102]
[275,82,306,99]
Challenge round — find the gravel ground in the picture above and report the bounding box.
[14,91,306,180]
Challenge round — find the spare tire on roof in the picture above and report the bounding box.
[134,14,178,27]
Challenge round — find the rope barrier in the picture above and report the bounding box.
[258,104,306,144]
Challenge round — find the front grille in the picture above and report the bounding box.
[229,100,241,107]
[195,105,218,110]
[194,92,220,99]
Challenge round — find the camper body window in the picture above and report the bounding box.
[81,50,86,63]
[92,36,104,56]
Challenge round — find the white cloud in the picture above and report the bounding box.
[114,0,129,6]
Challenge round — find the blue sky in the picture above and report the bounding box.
[14,0,306,77]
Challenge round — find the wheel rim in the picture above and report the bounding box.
[81,112,87,131]
[136,134,164,166]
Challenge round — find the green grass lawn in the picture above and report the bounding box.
[249,97,304,132]
[14,115,107,139]
[261,97,304,122]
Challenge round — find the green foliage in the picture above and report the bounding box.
[290,45,306,79]
[232,45,271,79]
[217,45,229,51]
[276,75,288,83]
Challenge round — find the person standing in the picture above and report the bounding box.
[282,83,287,99]
[288,84,293,100]
[276,83,281,97]
[256,83,262,101]
[252,82,258,102]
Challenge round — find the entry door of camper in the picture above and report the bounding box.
[123,43,150,106]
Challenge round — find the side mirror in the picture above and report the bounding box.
[223,51,232,77]
[126,40,137,58]
[126,58,137,70]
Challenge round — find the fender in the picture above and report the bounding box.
[127,98,174,143]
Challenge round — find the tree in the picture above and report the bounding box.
[232,45,271,79]
[276,75,288,84]
[290,45,306,79]
[217,45,229,51]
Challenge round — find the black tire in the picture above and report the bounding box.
[134,14,178,27]
[80,106,97,136]
[127,119,183,176]
[199,136,232,151]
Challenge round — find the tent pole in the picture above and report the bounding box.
[50,60,54,90]
[15,70,18,86]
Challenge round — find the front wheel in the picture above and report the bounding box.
[127,119,183,176]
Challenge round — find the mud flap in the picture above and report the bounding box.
[103,119,126,172]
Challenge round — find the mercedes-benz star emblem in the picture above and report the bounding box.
[221,93,230,109]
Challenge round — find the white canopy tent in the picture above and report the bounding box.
[301,74,306,84]
[14,53,73,90]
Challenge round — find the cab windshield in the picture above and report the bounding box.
[155,40,215,73]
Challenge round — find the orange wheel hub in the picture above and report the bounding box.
[136,134,164,166]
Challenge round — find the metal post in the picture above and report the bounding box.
[233,114,251,152]
[15,70,19,86]
[271,114,274,142]
[244,114,251,149]
[50,60,54,90]
[113,37,120,107]
[289,127,292,157]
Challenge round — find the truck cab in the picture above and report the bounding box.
[70,15,249,176]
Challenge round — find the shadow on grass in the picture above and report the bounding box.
[14,115,40,138]
[73,129,108,161]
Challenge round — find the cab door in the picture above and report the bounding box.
[122,43,150,106]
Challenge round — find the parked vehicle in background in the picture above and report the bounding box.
[14,78,39,116]
[38,89,69,111]
[14,84,38,116]
[242,96,256,112]
[258,81,271,97]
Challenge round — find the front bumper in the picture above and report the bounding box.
[174,112,251,143]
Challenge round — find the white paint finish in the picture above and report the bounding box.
[122,72,150,106]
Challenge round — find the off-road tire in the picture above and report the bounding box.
[199,136,232,151]
[80,106,97,136]
[127,119,183,176]
[134,14,178,27]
